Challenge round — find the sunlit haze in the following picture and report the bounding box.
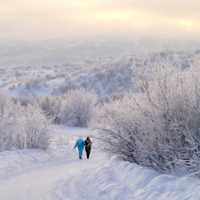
[0,0,200,41]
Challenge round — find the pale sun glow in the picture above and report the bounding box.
[91,11,143,20]
[177,19,198,30]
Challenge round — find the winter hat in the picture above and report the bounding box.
[78,136,82,140]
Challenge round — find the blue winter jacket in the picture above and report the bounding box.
[74,139,85,148]
[74,139,85,158]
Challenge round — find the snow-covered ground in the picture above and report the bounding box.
[0,127,200,200]
[0,39,200,199]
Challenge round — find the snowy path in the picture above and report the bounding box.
[1,127,200,200]
[0,151,105,200]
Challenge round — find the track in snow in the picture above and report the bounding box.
[0,127,107,200]
[0,151,105,200]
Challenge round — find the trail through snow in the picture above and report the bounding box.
[0,127,106,200]
[0,152,105,200]
[1,127,200,200]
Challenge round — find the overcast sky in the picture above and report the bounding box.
[1,0,200,41]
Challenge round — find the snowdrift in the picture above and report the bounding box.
[60,157,200,200]
[0,146,75,177]
[82,158,200,200]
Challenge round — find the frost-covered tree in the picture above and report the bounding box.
[0,94,52,151]
[37,95,62,118]
[92,56,200,177]
[58,80,78,94]
[60,88,97,127]
[0,91,12,117]
[22,104,52,149]
[12,93,34,106]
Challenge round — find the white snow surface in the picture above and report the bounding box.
[0,127,200,200]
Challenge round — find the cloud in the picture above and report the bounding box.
[0,0,200,40]
[98,0,200,17]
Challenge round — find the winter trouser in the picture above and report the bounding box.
[78,146,84,158]
[85,148,91,159]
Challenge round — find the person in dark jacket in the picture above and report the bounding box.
[84,137,92,159]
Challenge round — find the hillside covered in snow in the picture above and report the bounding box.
[1,37,200,199]
[1,36,200,67]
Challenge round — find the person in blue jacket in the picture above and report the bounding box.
[73,136,85,159]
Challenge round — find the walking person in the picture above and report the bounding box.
[74,136,85,159]
[84,137,92,159]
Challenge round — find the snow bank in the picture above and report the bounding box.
[0,126,88,177]
[0,145,75,176]
[75,158,200,200]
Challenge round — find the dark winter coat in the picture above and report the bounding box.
[84,137,92,158]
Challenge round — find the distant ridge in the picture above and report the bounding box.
[0,37,200,67]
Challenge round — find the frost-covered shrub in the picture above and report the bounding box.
[96,71,104,80]
[9,84,16,90]
[46,74,56,80]
[22,104,52,149]
[58,80,78,94]
[0,98,52,151]
[0,91,12,117]
[80,80,88,89]
[25,77,46,90]
[98,92,126,105]
[12,94,34,106]
[92,57,200,177]
[37,95,62,118]
[60,88,97,127]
